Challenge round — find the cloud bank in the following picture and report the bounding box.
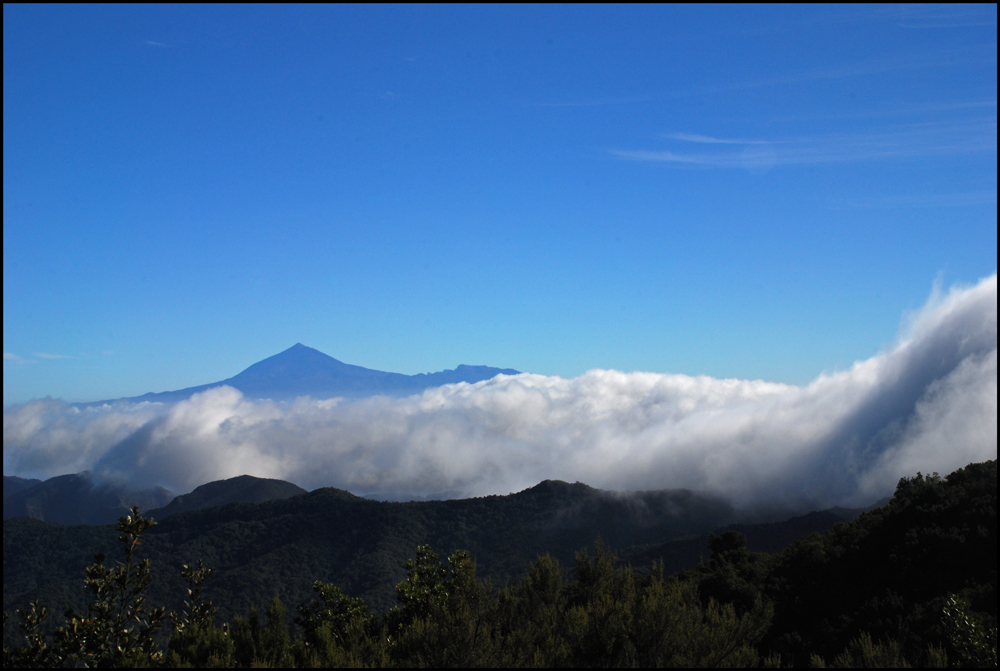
[4,275,996,512]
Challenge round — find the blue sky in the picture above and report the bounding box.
[3,4,997,404]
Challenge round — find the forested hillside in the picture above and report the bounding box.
[145,475,308,520]
[1,477,42,502]
[2,473,174,526]
[4,461,995,667]
[5,480,735,622]
[685,460,997,665]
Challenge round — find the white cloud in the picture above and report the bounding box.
[614,118,997,168]
[3,275,996,513]
[661,133,774,145]
[33,352,75,360]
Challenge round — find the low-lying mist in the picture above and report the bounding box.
[4,275,996,513]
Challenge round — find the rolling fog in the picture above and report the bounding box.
[4,274,996,513]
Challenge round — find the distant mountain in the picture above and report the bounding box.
[82,343,521,405]
[146,475,307,521]
[2,472,174,526]
[3,476,42,501]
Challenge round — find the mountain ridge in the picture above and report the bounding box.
[79,343,521,406]
[146,474,308,521]
[4,463,993,665]
[1,471,901,628]
[2,473,174,526]
[3,473,312,526]
[3,476,738,618]
[2,476,42,501]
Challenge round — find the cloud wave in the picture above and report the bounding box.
[4,275,996,512]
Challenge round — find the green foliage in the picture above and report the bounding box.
[387,546,502,667]
[3,508,230,668]
[942,595,997,668]
[5,478,736,623]
[231,598,291,668]
[812,632,911,668]
[755,460,997,664]
[53,506,166,667]
[3,460,995,668]
[296,581,374,649]
[7,602,58,668]
[556,542,773,667]
[386,545,450,632]
[500,554,569,665]
[2,507,167,667]
[378,540,774,667]
[694,530,772,616]
[166,559,234,667]
[809,632,950,668]
[292,580,386,667]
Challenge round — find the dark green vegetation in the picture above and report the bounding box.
[2,473,174,526]
[689,460,997,665]
[2,473,308,527]
[619,504,881,577]
[5,481,736,622]
[4,461,996,667]
[145,475,307,521]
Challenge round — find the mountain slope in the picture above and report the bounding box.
[146,475,307,520]
[83,343,520,405]
[3,480,734,621]
[2,472,174,525]
[3,476,42,501]
[665,460,997,663]
[5,464,993,664]
[620,505,873,576]
[761,460,997,661]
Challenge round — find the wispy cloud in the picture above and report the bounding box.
[33,352,75,360]
[770,99,997,123]
[535,45,993,108]
[679,6,993,39]
[533,94,662,108]
[613,117,997,168]
[661,133,775,145]
[836,189,998,209]
[4,275,995,511]
[144,40,167,47]
[4,353,36,365]
[893,4,997,29]
[710,44,994,95]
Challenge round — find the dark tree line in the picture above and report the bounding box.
[4,461,996,668]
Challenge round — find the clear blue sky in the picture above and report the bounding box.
[3,4,996,404]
